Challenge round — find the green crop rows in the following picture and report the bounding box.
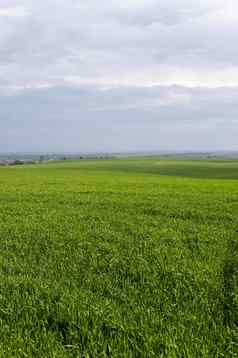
[0,158,238,357]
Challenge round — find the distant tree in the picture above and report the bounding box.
[11,160,24,166]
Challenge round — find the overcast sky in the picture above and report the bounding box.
[1,0,238,153]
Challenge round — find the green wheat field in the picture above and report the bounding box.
[0,158,238,357]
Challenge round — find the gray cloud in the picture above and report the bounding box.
[0,1,237,152]
[0,85,238,152]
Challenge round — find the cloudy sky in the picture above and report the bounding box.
[0,0,238,153]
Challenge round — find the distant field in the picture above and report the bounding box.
[41,157,238,179]
[0,158,238,357]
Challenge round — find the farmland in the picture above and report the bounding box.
[0,158,238,357]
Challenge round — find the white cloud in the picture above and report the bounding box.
[0,0,238,90]
[0,6,28,18]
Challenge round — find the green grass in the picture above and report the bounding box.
[0,158,238,357]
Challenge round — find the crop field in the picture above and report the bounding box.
[0,158,238,357]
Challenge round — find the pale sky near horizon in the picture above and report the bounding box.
[1,0,238,152]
